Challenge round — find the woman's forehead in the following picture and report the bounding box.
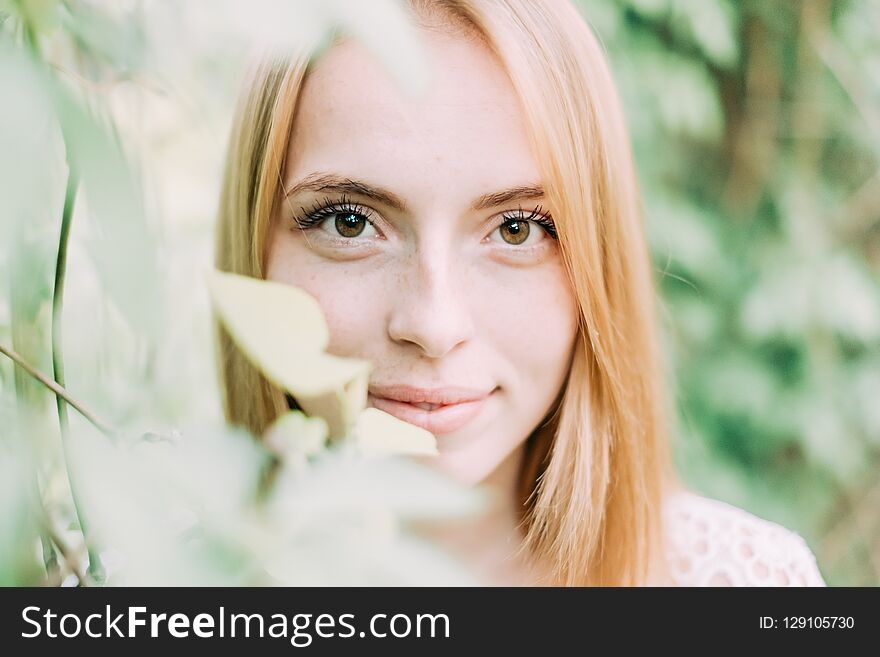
[285,33,542,206]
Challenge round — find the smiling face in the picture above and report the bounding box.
[264,27,580,485]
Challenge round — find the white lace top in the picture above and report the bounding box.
[663,490,826,586]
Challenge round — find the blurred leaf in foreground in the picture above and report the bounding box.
[208,270,437,456]
[0,428,43,586]
[69,420,481,586]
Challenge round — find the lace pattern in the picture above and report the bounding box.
[663,490,826,586]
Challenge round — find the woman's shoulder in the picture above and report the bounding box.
[660,488,826,587]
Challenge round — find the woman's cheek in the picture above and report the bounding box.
[485,265,577,379]
[483,263,573,340]
[307,269,392,357]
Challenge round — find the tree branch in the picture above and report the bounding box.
[0,341,115,437]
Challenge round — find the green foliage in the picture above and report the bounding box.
[590,0,880,584]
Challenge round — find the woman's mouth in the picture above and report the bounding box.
[366,385,497,435]
[410,402,442,411]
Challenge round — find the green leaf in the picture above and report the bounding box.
[50,78,163,342]
[0,435,43,585]
[0,42,163,344]
[58,1,144,73]
[618,50,723,141]
[741,255,880,343]
[0,44,61,244]
[0,0,61,39]
[671,0,739,69]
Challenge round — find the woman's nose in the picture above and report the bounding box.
[386,250,475,359]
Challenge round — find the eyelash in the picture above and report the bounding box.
[293,195,377,231]
[500,205,558,240]
[290,195,558,243]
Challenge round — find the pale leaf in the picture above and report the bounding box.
[265,410,328,457]
[355,407,438,457]
[207,269,372,399]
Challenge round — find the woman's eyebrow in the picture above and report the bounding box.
[284,172,544,212]
[284,173,409,212]
[471,185,545,210]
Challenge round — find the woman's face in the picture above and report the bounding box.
[265,29,579,485]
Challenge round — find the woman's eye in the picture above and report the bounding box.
[489,219,546,247]
[318,211,378,239]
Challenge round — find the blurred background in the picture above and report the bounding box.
[584,0,880,586]
[0,0,878,585]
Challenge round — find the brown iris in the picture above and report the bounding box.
[499,220,529,245]
[335,212,367,238]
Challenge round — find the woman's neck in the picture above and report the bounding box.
[414,443,542,585]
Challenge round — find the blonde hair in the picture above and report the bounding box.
[214,0,680,586]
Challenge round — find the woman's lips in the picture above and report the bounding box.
[367,389,495,435]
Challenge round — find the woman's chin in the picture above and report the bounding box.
[409,446,502,488]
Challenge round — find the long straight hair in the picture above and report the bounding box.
[214,0,680,586]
